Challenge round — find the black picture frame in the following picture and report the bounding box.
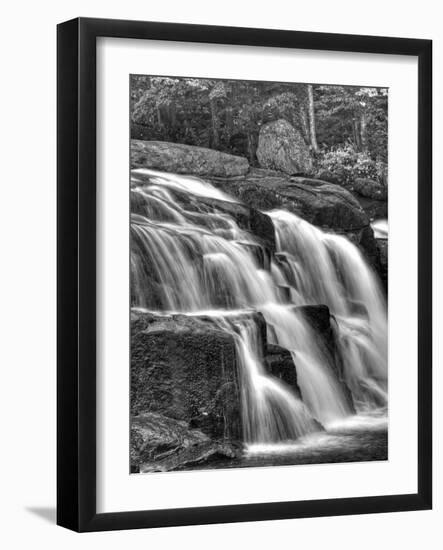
[57,17,432,532]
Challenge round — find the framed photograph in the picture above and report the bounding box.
[57,17,432,532]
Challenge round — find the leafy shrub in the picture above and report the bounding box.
[316,145,384,188]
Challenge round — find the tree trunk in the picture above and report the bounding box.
[225,106,233,141]
[210,98,219,149]
[225,82,235,142]
[247,131,256,164]
[299,105,310,146]
[360,111,368,151]
[307,85,319,153]
[169,101,177,129]
[353,117,362,151]
[156,106,162,127]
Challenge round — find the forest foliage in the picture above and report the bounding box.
[131,76,388,184]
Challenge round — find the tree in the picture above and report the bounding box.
[307,85,319,153]
[130,76,388,168]
[315,85,387,161]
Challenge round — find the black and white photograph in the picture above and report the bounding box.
[129,76,389,474]
[0,1,437,543]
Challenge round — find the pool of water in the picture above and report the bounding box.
[189,413,388,470]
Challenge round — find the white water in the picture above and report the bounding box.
[261,303,352,426]
[132,168,237,202]
[247,412,387,457]
[131,169,388,445]
[214,316,318,443]
[372,219,388,239]
[270,210,388,412]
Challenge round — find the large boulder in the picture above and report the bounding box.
[131,139,249,178]
[140,440,241,473]
[130,412,241,473]
[256,119,313,175]
[131,310,243,441]
[131,412,208,471]
[216,168,369,232]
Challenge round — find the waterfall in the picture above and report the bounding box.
[260,303,353,426]
[131,168,387,444]
[269,210,388,412]
[213,315,318,443]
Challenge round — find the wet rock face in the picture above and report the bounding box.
[194,195,276,254]
[294,305,356,413]
[131,139,249,178]
[131,311,242,442]
[297,304,332,336]
[264,344,301,398]
[256,119,313,175]
[376,238,388,290]
[346,225,382,276]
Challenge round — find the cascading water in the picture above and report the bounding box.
[270,210,388,412]
[212,316,318,443]
[260,303,353,426]
[131,168,388,448]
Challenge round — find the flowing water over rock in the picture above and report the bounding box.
[372,219,388,239]
[130,168,388,465]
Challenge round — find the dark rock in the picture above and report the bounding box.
[130,189,147,216]
[275,284,291,302]
[212,169,383,278]
[345,225,382,275]
[140,440,242,473]
[348,300,369,318]
[354,195,388,221]
[131,311,242,441]
[130,412,242,473]
[197,195,276,253]
[130,412,210,471]
[315,169,342,186]
[131,139,249,178]
[293,305,356,412]
[237,241,270,270]
[283,176,369,230]
[216,168,369,232]
[376,238,388,290]
[264,344,301,398]
[296,304,332,335]
[256,119,313,175]
[248,208,276,255]
[354,178,388,201]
